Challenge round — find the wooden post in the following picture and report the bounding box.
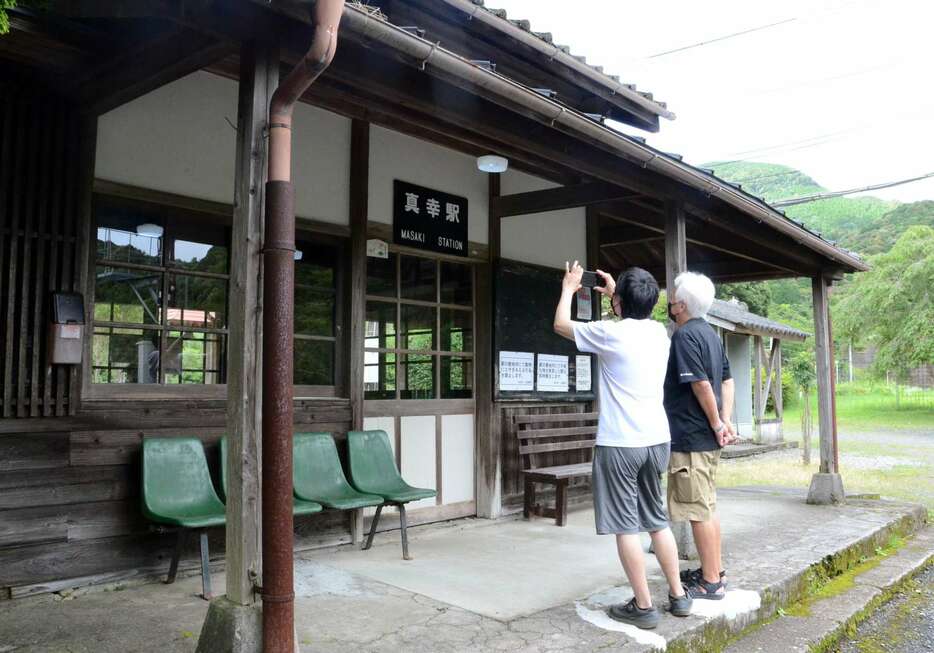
[773,339,783,421]
[347,119,369,543]
[807,274,844,504]
[224,41,277,606]
[476,172,501,519]
[664,200,695,558]
[753,335,763,429]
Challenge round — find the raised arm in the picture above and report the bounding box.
[554,260,583,341]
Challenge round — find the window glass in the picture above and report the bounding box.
[295,242,337,288]
[366,252,396,297]
[365,302,396,349]
[167,274,227,330]
[441,309,472,353]
[164,331,226,384]
[95,203,163,267]
[94,266,161,325]
[400,304,435,351]
[400,255,436,302]
[441,356,473,399]
[440,261,472,305]
[399,354,435,399]
[294,338,335,386]
[92,327,160,384]
[364,350,396,400]
[295,288,334,337]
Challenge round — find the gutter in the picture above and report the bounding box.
[332,4,867,273]
[261,2,344,652]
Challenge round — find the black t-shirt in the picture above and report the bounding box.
[663,318,732,452]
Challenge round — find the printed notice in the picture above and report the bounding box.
[537,354,569,392]
[575,355,592,392]
[576,287,593,321]
[499,351,534,391]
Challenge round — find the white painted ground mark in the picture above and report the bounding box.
[575,602,668,650]
[575,589,761,651]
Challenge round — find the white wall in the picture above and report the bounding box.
[95,71,351,225]
[368,125,489,245]
[500,170,587,269]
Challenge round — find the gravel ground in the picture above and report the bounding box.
[838,565,934,653]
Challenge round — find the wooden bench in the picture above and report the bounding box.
[515,412,598,526]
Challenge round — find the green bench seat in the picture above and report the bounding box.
[219,436,324,516]
[292,433,384,511]
[348,430,437,560]
[141,437,225,599]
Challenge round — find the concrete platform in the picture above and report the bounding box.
[0,487,927,652]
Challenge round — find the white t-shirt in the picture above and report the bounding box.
[572,318,671,447]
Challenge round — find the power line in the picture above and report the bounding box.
[647,17,797,58]
[771,171,934,207]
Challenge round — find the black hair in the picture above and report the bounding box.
[614,267,659,320]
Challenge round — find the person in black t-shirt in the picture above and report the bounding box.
[663,271,736,601]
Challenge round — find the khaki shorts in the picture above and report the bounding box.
[667,449,721,522]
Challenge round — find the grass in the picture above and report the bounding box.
[783,381,934,432]
[718,382,934,517]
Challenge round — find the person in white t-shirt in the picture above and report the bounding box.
[554,261,691,629]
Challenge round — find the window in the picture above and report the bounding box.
[294,239,341,390]
[92,197,229,385]
[364,254,473,400]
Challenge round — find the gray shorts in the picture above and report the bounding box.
[592,443,670,535]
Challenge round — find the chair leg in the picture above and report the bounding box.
[398,503,411,561]
[166,529,187,585]
[363,504,383,551]
[199,530,213,600]
[555,480,569,527]
[523,478,535,520]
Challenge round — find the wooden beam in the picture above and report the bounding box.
[70,27,232,116]
[811,275,836,474]
[347,119,369,432]
[224,40,276,606]
[491,182,638,218]
[475,172,501,519]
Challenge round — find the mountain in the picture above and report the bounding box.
[705,161,899,249]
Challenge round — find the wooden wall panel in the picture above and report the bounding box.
[0,432,69,470]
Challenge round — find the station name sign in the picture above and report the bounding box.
[393,180,469,257]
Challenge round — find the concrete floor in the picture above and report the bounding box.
[0,487,926,653]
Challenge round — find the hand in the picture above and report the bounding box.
[714,421,732,447]
[593,269,616,298]
[563,261,584,294]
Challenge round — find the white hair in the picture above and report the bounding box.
[674,271,715,318]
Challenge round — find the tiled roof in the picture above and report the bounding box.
[709,299,809,340]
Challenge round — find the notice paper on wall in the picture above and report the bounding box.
[576,287,593,321]
[499,351,535,391]
[575,355,591,392]
[537,354,569,392]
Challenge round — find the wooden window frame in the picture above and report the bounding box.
[364,250,475,402]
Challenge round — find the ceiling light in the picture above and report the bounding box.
[477,154,508,173]
[136,223,163,238]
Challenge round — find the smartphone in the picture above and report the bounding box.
[580,270,599,287]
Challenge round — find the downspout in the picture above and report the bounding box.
[262,2,343,653]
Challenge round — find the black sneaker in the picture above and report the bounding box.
[607,598,660,630]
[685,577,726,601]
[668,586,693,617]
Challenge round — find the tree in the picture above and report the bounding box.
[834,226,934,377]
[1,0,16,34]
[716,281,772,316]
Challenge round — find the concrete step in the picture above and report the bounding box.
[723,526,934,653]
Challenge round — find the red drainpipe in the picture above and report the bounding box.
[262,2,344,652]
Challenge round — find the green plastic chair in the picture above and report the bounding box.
[347,430,437,560]
[141,437,226,599]
[219,436,323,516]
[292,433,384,511]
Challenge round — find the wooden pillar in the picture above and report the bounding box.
[476,172,501,518]
[664,200,695,557]
[753,335,763,426]
[225,40,277,606]
[807,274,844,503]
[346,119,369,542]
[664,200,686,294]
[773,339,783,421]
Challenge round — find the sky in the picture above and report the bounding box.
[490,0,934,203]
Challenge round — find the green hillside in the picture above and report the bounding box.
[706,161,899,248]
